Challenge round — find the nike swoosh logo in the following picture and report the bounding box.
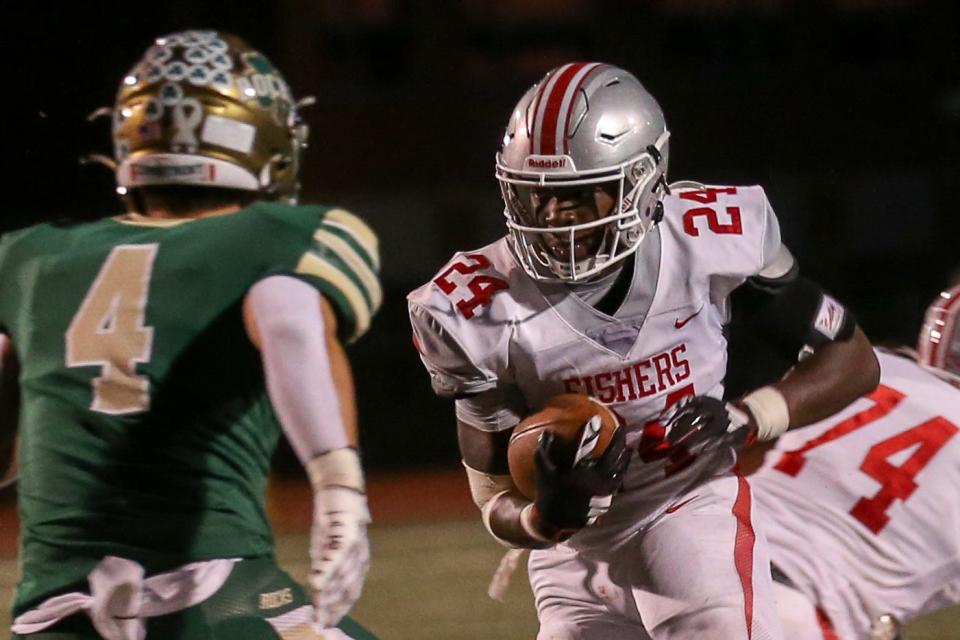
[674,306,703,329]
[665,495,699,514]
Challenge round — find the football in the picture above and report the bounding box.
[508,393,620,500]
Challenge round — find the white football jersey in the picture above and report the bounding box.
[409,184,788,547]
[752,350,960,638]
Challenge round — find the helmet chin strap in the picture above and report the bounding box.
[79,107,119,176]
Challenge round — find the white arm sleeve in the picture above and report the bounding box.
[246,275,349,461]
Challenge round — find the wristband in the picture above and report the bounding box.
[481,490,519,548]
[520,503,554,544]
[305,447,365,492]
[741,386,790,441]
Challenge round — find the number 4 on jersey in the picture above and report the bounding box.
[774,384,959,534]
[850,417,957,533]
[65,244,158,415]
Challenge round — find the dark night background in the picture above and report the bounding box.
[4,1,960,472]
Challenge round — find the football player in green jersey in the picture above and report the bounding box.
[0,30,380,640]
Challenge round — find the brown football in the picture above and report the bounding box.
[507,393,620,500]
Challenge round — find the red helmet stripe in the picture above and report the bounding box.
[561,63,603,154]
[530,64,574,155]
[540,63,587,156]
[531,63,586,156]
[527,68,555,156]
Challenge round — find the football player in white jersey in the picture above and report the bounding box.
[748,285,960,640]
[407,63,879,639]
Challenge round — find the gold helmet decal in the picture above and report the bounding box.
[112,30,309,202]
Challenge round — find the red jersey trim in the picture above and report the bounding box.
[732,469,756,639]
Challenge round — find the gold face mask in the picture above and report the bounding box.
[111,30,309,202]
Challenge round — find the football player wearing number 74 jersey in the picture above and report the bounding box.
[409,63,879,639]
[747,285,960,640]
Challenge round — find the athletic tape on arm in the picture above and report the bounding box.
[741,386,790,441]
[463,461,514,510]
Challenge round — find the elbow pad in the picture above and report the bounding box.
[732,275,856,360]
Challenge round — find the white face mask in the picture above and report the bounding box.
[498,149,665,283]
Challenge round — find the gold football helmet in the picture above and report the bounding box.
[111,30,309,202]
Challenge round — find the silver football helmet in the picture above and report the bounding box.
[917,284,960,387]
[496,63,670,282]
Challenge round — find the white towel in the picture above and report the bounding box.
[12,556,238,639]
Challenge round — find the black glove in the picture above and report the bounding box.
[662,395,756,454]
[532,424,630,538]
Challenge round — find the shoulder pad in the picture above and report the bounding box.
[660,184,787,294]
[407,239,519,396]
[291,206,382,342]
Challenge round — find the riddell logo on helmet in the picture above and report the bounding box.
[526,157,567,169]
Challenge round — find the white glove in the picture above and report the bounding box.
[305,448,371,628]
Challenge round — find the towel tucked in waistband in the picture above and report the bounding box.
[12,555,239,640]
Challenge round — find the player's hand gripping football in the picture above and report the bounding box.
[532,423,630,541]
[306,448,371,628]
[662,395,757,454]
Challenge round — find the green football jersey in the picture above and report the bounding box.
[0,202,381,615]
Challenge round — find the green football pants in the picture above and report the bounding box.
[12,558,378,639]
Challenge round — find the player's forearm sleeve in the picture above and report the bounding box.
[247,275,349,461]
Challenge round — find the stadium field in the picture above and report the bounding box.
[0,469,955,638]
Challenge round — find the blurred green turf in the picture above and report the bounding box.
[0,519,956,638]
[279,520,539,639]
